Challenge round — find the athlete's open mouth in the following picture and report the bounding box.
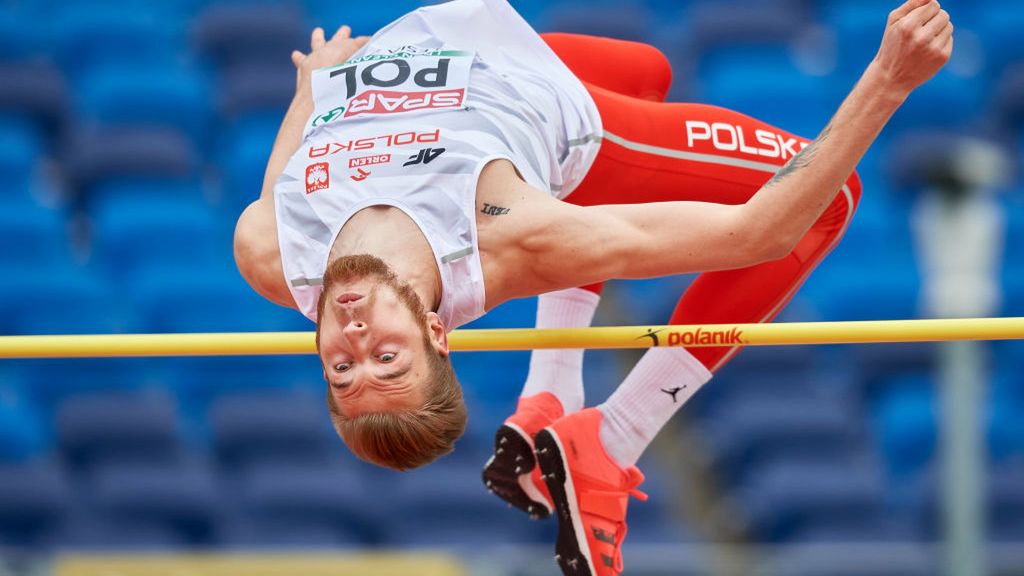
[337,293,364,304]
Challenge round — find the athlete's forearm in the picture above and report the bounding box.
[259,86,313,201]
[743,0,952,256]
[740,64,903,255]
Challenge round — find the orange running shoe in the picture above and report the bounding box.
[482,392,563,520]
[534,408,648,576]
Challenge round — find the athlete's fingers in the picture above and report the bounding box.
[291,50,305,68]
[888,0,930,25]
[331,25,351,42]
[922,8,951,38]
[935,22,954,50]
[941,32,954,58]
[903,0,942,28]
[354,36,370,47]
[311,27,326,50]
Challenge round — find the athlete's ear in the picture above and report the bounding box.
[425,311,449,357]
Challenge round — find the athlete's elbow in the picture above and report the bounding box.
[749,229,797,263]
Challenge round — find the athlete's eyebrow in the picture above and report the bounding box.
[379,365,412,382]
[334,364,412,390]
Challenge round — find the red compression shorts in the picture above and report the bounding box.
[542,33,863,373]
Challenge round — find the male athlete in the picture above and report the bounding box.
[234,0,953,573]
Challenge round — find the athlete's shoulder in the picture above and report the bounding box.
[234,199,296,310]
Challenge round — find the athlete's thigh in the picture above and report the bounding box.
[541,33,672,102]
[564,84,811,208]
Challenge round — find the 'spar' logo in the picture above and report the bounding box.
[305,162,330,194]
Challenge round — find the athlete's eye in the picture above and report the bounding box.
[378,353,396,363]
[334,362,351,372]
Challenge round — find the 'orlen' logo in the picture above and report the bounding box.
[666,327,744,346]
[349,154,391,168]
[344,89,465,119]
[305,163,329,194]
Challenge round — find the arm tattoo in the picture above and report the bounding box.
[766,121,835,187]
[481,203,511,216]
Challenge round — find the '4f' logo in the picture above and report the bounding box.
[403,147,446,167]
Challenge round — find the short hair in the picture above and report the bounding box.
[324,341,467,471]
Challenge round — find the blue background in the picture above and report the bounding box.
[0,0,1021,566]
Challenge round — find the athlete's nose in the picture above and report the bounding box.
[341,320,368,348]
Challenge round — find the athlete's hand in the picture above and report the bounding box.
[871,0,953,96]
[291,25,370,92]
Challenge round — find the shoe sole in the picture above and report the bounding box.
[482,423,551,520]
[535,428,598,576]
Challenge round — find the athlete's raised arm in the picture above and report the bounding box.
[485,0,953,301]
[234,26,368,308]
[259,25,370,202]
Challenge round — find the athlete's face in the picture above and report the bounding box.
[316,255,448,417]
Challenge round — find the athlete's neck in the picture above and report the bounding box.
[328,205,441,312]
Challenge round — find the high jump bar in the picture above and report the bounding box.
[0,317,1022,359]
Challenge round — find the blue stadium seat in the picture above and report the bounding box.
[871,374,936,479]
[974,4,1024,79]
[820,1,887,80]
[989,462,1024,542]
[701,391,863,486]
[66,127,199,193]
[12,357,152,429]
[54,515,189,550]
[0,401,46,463]
[0,64,67,137]
[0,116,43,196]
[802,254,920,322]
[218,62,295,119]
[90,192,221,282]
[304,0,424,37]
[624,456,692,544]
[209,391,336,471]
[464,296,538,329]
[689,1,804,60]
[452,350,530,413]
[217,114,278,213]
[538,2,651,41]
[853,342,938,391]
[993,63,1024,134]
[0,201,70,270]
[0,10,35,61]
[386,462,537,546]
[988,369,1024,463]
[130,264,301,333]
[700,49,832,138]
[886,70,985,133]
[612,276,695,327]
[77,65,212,147]
[56,390,183,471]
[192,4,307,69]
[0,459,71,547]
[226,462,382,546]
[737,457,889,542]
[0,267,129,337]
[83,458,221,547]
[166,354,323,434]
[49,7,182,77]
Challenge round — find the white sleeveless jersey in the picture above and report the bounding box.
[274,0,602,328]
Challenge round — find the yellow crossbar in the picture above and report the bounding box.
[0,318,1021,359]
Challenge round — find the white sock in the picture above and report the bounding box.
[519,288,600,414]
[598,347,712,468]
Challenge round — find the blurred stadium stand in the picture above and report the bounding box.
[0,0,1021,573]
